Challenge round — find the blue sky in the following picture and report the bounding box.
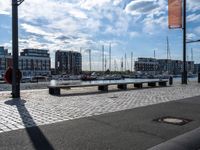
[0,0,200,71]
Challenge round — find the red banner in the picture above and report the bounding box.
[168,0,182,29]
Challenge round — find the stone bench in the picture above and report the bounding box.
[48,80,168,96]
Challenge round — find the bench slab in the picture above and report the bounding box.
[48,80,168,96]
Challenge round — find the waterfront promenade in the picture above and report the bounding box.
[0,81,200,149]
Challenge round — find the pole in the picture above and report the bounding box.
[12,0,20,98]
[102,45,104,72]
[121,57,124,72]
[154,50,156,76]
[105,55,107,71]
[131,52,133,72]
[109,43,111,71]
[182,0,187,84]
[125,53,126,71]
[89,49,91,73]
[191,48,193,61]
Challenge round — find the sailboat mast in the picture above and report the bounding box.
[125,53,126,71]
[102,45,104,72]
[109,43,111,71]
[131,52,133,72]
[191,48,193,61]
[89,49,91,73]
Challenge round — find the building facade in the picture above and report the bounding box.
[0,47,11,76]
[55,50,82,75]
[134,58,159,75]
[0,47,51,77]
[19,49,51,76]
[134,57,194,75]
[157,59,172,74]
[194,64,200,74]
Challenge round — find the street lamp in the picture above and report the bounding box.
[182,0,187,84]
[12,0,24,98]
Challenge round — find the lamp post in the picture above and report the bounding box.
[182,0,187,84]
[12,0,24,98]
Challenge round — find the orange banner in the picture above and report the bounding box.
[168,0,182,29]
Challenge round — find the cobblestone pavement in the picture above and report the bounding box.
[0,81,200,133]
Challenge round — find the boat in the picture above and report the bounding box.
[81,75,97,81]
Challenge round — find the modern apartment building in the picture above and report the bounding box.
[134,58,159,75]
[55,50,82,75]
[19,49,51,76]
[0,47,51,77]
[134,57,194,75]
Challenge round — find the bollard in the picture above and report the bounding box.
[169,76,173,85]
[198,73,200,83]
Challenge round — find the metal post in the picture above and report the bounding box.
[109,43,111,71]
[102,45,104,72]
[125,53,126,71]
[89,49,91,73]
[154,50,156,76]
[12,0,20,98]
[131,52,133,72]
[182,0,187,84]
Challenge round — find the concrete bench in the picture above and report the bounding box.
[48,80,168,96]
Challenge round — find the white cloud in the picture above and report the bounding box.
[188,0,200,12]
[113,0,123,6]
[125,0,157,15]
[21,23,52,36]
[187,33,197,40]
[125,0,167,34]
[0,1,11,15]
[79,0,111,10]
[187,14,200,22]
[129,32,139,37]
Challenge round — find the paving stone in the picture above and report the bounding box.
[0,81,200,133]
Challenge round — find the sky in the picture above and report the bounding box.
[0,0,200,71]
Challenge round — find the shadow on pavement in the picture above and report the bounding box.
[5,98,54,150]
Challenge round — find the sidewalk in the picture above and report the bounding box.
[0,82,200,133]
[0,95,200,150]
